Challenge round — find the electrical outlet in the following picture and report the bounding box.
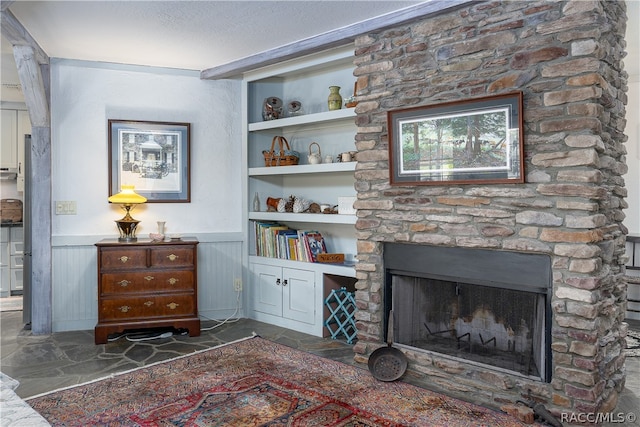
[233,278,242,292]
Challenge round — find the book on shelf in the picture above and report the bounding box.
[252,221,328,262]
[300,230,327,262]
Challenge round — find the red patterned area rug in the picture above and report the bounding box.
[27,336,530,426]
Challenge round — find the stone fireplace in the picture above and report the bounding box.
[351,0,629,420]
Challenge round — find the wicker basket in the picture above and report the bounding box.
[263,136,299,167]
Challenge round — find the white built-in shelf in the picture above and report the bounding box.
[249,211,357,225]
[249,161,356,176]
[249,255,356,277]
[248,108,356,132]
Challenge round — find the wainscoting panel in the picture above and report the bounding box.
[52,245,98,332]
[196,241,245,322]
[51,237,245,333]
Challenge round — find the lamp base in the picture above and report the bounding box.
[114,218,140,242]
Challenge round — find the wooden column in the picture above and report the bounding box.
[12,44,52,335]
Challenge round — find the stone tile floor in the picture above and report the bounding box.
[1,311,639,426]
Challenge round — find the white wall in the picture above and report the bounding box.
[626,79,639,235]
[51,59,242,239]
[624,0,640,235]
[48,60,246,332]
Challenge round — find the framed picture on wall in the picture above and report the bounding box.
[108,120,191,202]
[388,92,524,186]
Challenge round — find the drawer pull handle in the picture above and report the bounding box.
[144,301,154,307]
[167,254,179,261]
[283,279,288,287]
[119,256,129,263]
[276,278,281,286]
[167,302,179,310]
[168,278,178,285]
[117,280,131,287]
[118,305,131,313]
[144,276,154,281]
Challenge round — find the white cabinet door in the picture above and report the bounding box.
[251,263,316,325]
[252,263,283,317]
[10,268,22,291]
[0,267,9,297]
[282,267,315,324]
[1,110,18,169]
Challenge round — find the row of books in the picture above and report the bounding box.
[253,221,327,262]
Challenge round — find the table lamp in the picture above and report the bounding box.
[108,185,147,242]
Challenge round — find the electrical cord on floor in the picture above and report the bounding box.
[107,330,179,342]
[200,288,242,331]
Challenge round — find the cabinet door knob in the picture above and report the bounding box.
[166,302,179,310]
[117,280,131,287]
[166,254,179,261]
[118,305,131,313]
[283,279,288,286]
[119,256,129,263]
[168,277,178,285]
[276,278,281,286]
[144,276,154,281]
[144,301,154,307]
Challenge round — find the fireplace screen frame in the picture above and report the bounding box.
[383,243,552,382]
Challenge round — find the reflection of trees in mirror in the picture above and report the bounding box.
[401,110,510,172]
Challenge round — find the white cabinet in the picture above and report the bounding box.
[1,109,18,170]
[0,226,22,296]
[9,227,23,292]
[1,109,30,189]
[243,45,358,336]
[0,228,9,297]
[251,262,315,325]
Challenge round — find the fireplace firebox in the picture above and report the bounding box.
[384,243,552,382]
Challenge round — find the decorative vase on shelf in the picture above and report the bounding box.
[253,192,261,212]
[157,221,165,236]
[327,86,342,111]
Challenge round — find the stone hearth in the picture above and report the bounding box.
[351,0,629,421]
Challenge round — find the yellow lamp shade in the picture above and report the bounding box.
[108,185,147,205]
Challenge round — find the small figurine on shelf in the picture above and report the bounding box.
[266,197,281,212]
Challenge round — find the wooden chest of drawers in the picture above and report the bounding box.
[94,238,200,344]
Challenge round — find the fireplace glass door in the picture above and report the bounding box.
[391,274,547,380]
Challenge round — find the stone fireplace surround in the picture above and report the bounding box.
[351,0,629,420]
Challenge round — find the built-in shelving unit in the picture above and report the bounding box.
[242,44,358,336]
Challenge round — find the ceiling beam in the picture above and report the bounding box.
[1,1,14,12]
[1,6,49,65]
[13,45,49,126]
[200,0,475,80]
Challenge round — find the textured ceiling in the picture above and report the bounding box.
[2,0,638,104]
[1,0,421,102]
[5,1,421,70]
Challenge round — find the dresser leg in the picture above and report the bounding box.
[94,327,109,345]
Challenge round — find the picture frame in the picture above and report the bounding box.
[108,119,191,202]
[388,92,524,186]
